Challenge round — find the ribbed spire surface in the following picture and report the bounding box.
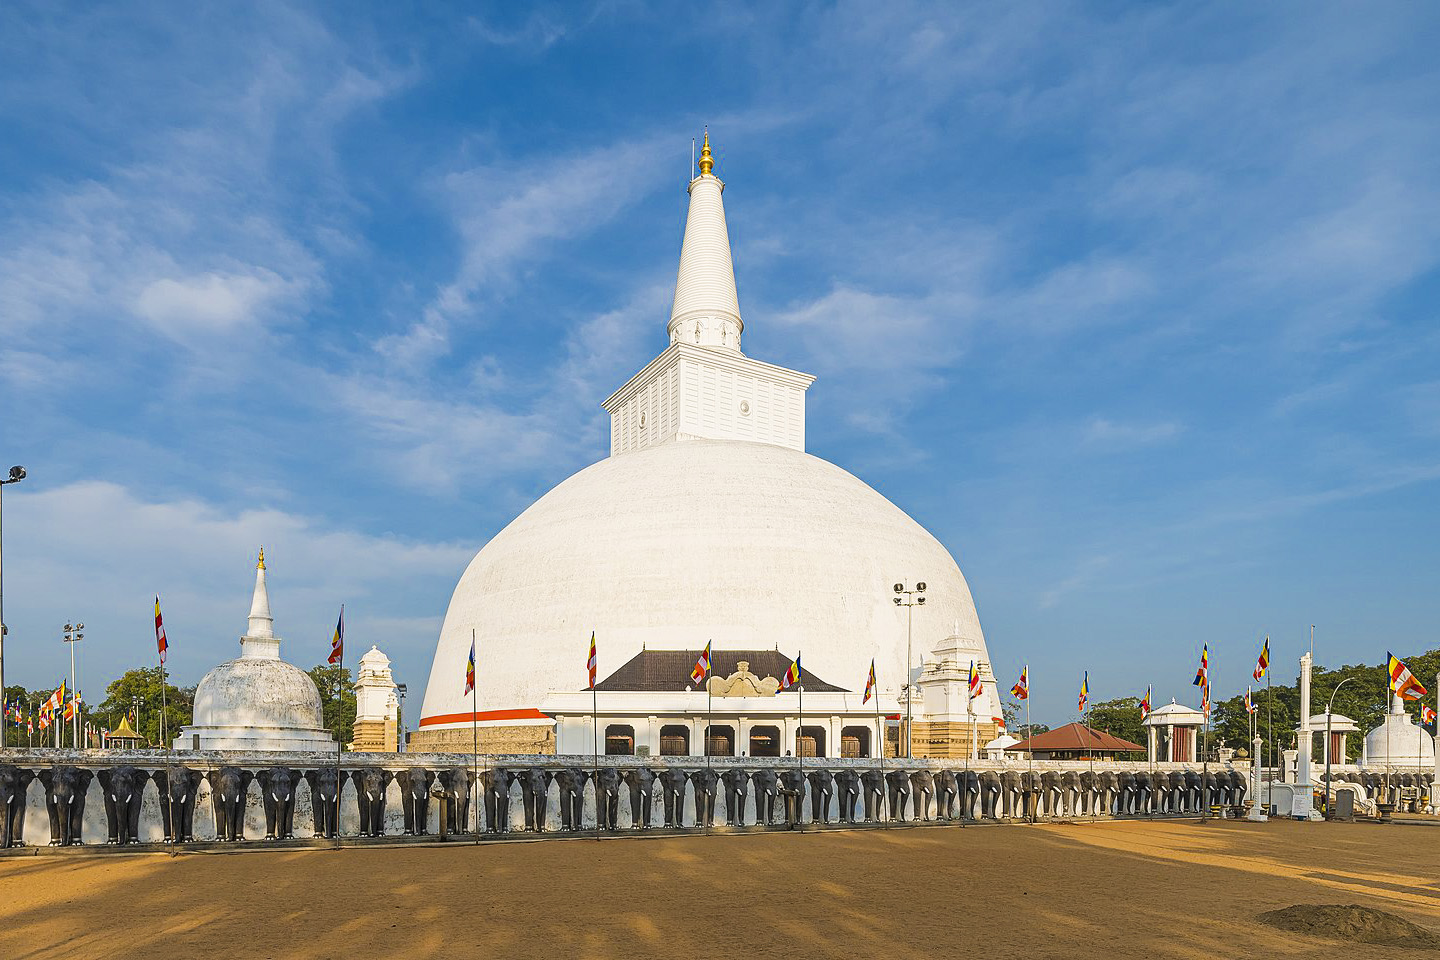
[669,135,743,352]
[246,550,275,640]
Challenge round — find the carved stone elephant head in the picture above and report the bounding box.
[806,768,835,824]
[833,768,862,823]
[480,767,514,833]
[155,767,203,843]
[256,767,302,840]
[0,764,37,848]
[935,770,959,820]
[98,765,152,844]
[622,767,656,829]
[659,766,690,828]
[518,767,552,832]
[350,768,394,837]
[689,768,721,827]
[720,767,750,826]
[395,767,433,835]
[910,770,937,821]
[208,767,253,842]
[594,767,622,831]
[751,768,781,824]
[306,768,349,838]
[554,767,589,831]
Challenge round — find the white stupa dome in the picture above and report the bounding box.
[175,550,335,752]
[415,136,996,742]
[1363,694,1435,767]
[417,438,991,729]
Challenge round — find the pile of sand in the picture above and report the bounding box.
[1258,904,1440,950]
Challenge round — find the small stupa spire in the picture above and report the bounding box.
[246,547,275,641]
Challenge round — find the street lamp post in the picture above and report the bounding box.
[893,581,927,760]
[63,622,83,747]
[1323,677,1354,820]
[0,465,28,714]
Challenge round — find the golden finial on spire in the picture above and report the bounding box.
[257,547,265,570]
[697,128,714,176]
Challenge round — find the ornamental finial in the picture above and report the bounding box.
[257,547,265,570]
[697,128,714,176]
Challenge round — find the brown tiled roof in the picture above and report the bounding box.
[592,649,846,693]
[1005,721,1144,753]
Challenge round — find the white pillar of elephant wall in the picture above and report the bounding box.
[1147,726,1157,763]
[646,715,660,756]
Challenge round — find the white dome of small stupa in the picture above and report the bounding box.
[1363,694,1435,767]
[175,550,335,752]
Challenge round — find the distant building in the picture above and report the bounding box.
[351,646,399,752]
[1007,722,1144,761]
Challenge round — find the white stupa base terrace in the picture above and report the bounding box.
[171,724,337,752]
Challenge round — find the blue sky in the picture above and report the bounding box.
[2,2,1437,726]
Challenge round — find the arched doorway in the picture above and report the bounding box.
[605,724,635,755]
[659,724,690,756]
[748,725,781,758]
[705,724,735,757]
[796,725,826,758]
[841,725,870,758]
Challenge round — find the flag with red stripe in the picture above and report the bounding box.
[328,606,344,665]
[1010,666,1028,701]
[155,596,168,665]
[1387,652,1427,701]
[689,641,712,686]
[862,659,876,704]
[587,632,598,689]
[780,655,801,691]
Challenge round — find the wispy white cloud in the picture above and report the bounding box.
[1084,417,1182,447]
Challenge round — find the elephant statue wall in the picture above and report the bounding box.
[518,768,552,832]
[884,769,910,822]
[208,767,252,842]
[721,768,750,826]
[0,764,36,848]
[40,766,94,846]
[778,768,806,828]
[351,768,393,837]
[860,768,885,822]
[1057,771,1081,817]
[1228,770,1247,815]
[480,768,514,833]
[155,767,203,843]
[1038,771,1061,818]
[935,770,958,821]
[622,767,655,829]
[1125,771,1148,815]
[256,767,302,840]
[833,769,861,823]
[594,768,622,830]
[98,766,152,844]
[555,768,588,831]
[807,769,834,824]
[751,769,781,824]
[659,767,689,828]
[436,767,476,834]
[1166,771,1186,813]
[1018,771,1038,820]
[689,769,720,828]
[307,768,348,838]
[395,768,433,835]
[909,770,935,821]
[1076,770,1096,816]
[979,771,1002,820]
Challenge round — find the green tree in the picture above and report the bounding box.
[1088,696,1145,750]
[307,664,356,747]
[95,667,194,747]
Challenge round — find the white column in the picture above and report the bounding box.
[1147,725,1156,763]
[646,715,660,757]
[1293,653,1314,818]
[738,716,749,758]
[1247,734,1267,821]
[828,716,841,759]
[1434,671,1440,810]
[690,716,703,757]
[875,715,885,759]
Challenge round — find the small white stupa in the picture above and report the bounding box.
[174,549,336,752]
[1361,694,1435,768]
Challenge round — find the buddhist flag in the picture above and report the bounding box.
[328,605,344,665]
[1192,644,1209,690]
[1422,704,1437,737]
[587,631,598,689]
[464,636,476,695]
[1140,684,1152,721]
[1010,666,1029,701]
[1078,672,1088,714]
[967,660,982,700]
[1387,652,1427,701]
[690,641,712,686]
[780,655,801,691]
[1244,686,1256,715]
[38,711,49,731]
[63,693,78,723]
[1252,636,1269,681]
[26,713,33,735]
[862,659,877,704]
[155,596,168,664]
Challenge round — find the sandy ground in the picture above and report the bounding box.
[2,819,1437,960]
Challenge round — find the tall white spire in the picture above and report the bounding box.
[669,130,743,353]
[242,547,281,659]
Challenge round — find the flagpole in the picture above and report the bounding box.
[875,669,888,828]
[797,652,804,832]
[472,629,480,843]
[158,602,169,749]
[333,604,344,849]
[1025,668,1034,824]
[592,641,600,843]
[705,643,713,773]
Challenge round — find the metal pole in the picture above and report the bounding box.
[69,628,77,747]
[876,683,887,828]
[472,629,479,843]
[905,603,913,759]
[592,665,600,842]
[797,654,804,832]
[1323,677,1353,820]
[334,639,344,849]
[0,480,5,709]
[1026,681,1034,823]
